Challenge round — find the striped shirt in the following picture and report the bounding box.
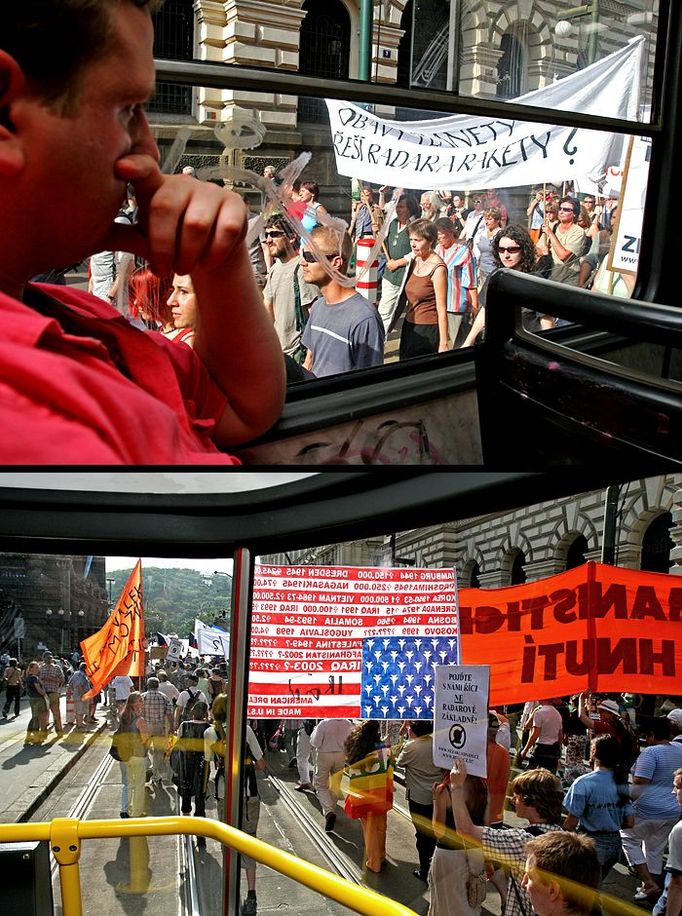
[436,241,477,314]
[481,823,563,916]
[632,740,682,819]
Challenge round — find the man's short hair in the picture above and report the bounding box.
[511,768,564,822]
[157,670,168,680]
[3,1,164,110]
[146,676,159,688]
[408,720,434,737]
[525,832,600,915]
[309,225,352,271]
[185,674,198,684]
[265,213,296,240]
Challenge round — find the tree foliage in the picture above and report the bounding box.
[107,566,232,638]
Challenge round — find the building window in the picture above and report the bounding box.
[148,0,194,116]
[468,561,481,589]
[510,549,527,585]
[641,512,673,573]
[298,0,350,124]
[566,534,588,570]
[496,31,526,100]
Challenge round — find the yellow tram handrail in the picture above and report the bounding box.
[0,815,418,916]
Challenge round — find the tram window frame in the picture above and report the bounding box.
[152,0,672,312]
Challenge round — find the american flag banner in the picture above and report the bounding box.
[361,636,459,720]
[249,564,459,718]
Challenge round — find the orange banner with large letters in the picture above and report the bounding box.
[459,562,682,706]
[80,560,145,700]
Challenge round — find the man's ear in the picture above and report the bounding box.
[0,51,27,176]
[547,879,562,903]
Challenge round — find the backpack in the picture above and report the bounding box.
[181,687,200,722]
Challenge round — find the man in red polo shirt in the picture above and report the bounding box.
[0,1,285,463]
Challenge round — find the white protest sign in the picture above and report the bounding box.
[326,37,643,191]
[433,664,489,777]
[609,135,651,275]
[166,638,183,662]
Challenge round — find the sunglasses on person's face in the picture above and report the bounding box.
[558,206,575,212]
[302,250,338,263]
[498,245,521,254]
[264,230,285,239]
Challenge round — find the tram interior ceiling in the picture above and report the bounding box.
[0,470,658,558]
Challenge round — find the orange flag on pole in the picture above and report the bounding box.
[81,560,145,700]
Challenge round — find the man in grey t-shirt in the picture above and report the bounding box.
[263,215,319,359]
[300,226,384,377]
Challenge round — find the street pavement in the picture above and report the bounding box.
[0,694,107,823]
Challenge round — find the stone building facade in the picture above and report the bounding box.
[0,555,108,659]
[264,474,681,585]
[151,0,656,210]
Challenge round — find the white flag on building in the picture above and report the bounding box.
[326,36,644,191]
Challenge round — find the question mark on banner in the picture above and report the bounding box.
[563,128,578,165]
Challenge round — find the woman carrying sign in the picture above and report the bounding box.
[343,720,394,873]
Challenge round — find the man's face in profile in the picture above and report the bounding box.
[22,3,159,264]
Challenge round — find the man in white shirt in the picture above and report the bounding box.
[310,718,354,831]
[174,674,208,729]
[156,670,179,706]
[517,699,563,773]
[110,674,134,715]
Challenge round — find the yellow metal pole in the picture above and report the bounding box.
[50,818,83,916]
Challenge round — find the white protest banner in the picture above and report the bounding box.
[609,135,651,275]
[194,618,230,660]
[166,637,183,662]
[433,664,489,777]
[249,564,459,718]
[326,37,643,191]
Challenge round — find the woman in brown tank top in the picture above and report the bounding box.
[399,218,448,360]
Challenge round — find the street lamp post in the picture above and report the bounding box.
[556,1,601,66]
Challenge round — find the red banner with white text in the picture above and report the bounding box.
[249,564,459,718]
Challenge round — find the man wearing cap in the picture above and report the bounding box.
[578,692,639,766]
[38,651,65,737]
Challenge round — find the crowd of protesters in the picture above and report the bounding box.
[5,649,682,915]
[85,171,624,389]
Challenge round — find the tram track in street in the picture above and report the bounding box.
[39,740,198,915]
[267,772,364,886]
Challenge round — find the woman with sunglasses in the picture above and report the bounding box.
[461,224,548,347]
[535,196,586,286]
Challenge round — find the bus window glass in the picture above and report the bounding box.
[143,83,646,373]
